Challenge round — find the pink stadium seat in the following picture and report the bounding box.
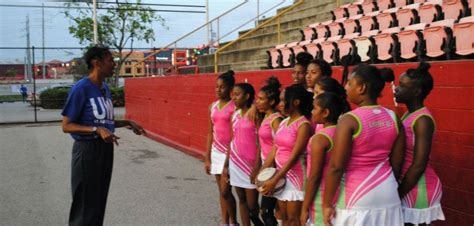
[344,15,362,34]
[348,4,363,17]
[374,28,401,61]
[337,33,360,60]
[360,14,378,32]
[419,2,443,23]
[423,19,455,58]
[398,23,427,60]
[355,30,380,62]
[413,0,426,3]
[302,27,316,41]
[305,39,323,58]
[442,0,466,21]
[267,47,281,68]
[377,8,399,30]
[279,42,298,67]
[395,0,408,7]
[292,42,307,57]
[396,5,420,27]
[315,24,330,39]
[328,21,344,37]
[332,7,349,20]
[453,16,474,55]
[379,0,395,11]
[320,36,342,64]
[362,0,378,14]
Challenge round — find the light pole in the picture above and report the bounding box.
[145,64,149,77]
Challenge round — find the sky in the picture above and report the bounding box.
[0,0,292,63]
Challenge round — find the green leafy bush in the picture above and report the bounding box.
[39,86,125,109]
[39,88,70,109]
[110,87,125,107]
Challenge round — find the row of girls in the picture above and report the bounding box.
[204,54,445,226]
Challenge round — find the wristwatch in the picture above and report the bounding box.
[92,126,98,134]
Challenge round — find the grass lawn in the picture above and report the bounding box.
[0,95,24,102]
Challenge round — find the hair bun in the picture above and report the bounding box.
[417,62,431,74]
[380,68,395,83]
[265,76,281,90]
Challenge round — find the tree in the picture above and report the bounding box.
[64,0,166,85]
[5,68,18,77]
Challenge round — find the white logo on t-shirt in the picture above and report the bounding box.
[90,97,113,120]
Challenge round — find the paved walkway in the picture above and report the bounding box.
[0,123,221,225]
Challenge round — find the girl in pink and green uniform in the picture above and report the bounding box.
[260,84,313,226]
[253,76,283,226]
[394,62,445,226]
[204,70,238,225]
[223,83,264,226]
[301,91,350,226]
[323,64,406,226]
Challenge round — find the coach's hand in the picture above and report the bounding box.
[222,166,230,184]
[204,159,211,175]
[97,127,120,145]
[129,120,146,135]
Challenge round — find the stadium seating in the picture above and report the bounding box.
[398,23,427,61]
[348,3,363,17]
[360,14,378,32]
[453,16,474,56]
[419,2,443,23]
[374,27,401,62]
[280,42,298,67]
[423,19,455,58]
[361,0,378,14]
[377,8,399,30]
[321,36,342,64]
[442,0,466,21]
[267,47,281,69]
[315,24,330,39]
[344,15,363,34]
[396,4,421,27]
[267,0,474,68]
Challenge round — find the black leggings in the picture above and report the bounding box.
[69,139,114,226]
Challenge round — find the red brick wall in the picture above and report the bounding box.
[125,61,474,225]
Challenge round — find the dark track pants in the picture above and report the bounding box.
[69,139,113,226]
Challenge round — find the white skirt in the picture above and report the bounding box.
[333,172,404,226]
[210,147,226,175]
[273,179,304,201]
[402,204,445,225]
[229,159,255,189]
[334,204,404,226]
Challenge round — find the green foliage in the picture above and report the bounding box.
[5,68,17,77]
[110,87,125,107]
[39,87,71,109]
[39,87,124,109]
[64,0,167,85]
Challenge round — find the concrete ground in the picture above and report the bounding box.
[0,122,222,225]
[0,102,125,123]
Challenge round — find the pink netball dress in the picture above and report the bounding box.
[229,109,258,189]
[209,100,235,175]
[273,116,311,201]
[307,126,336,226]
[258,112,283,162]
[334,106,403,226]
[401,107,445,224]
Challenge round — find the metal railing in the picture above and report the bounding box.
[132,0,250,77]
[214,0,305,73]
[133,0,293,76]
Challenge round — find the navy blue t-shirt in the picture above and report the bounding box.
[61,77,115,140]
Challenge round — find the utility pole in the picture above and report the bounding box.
[42,3,46,79]
[93,0,98,44]
[26,15,32,81]
[205,0,209,45]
